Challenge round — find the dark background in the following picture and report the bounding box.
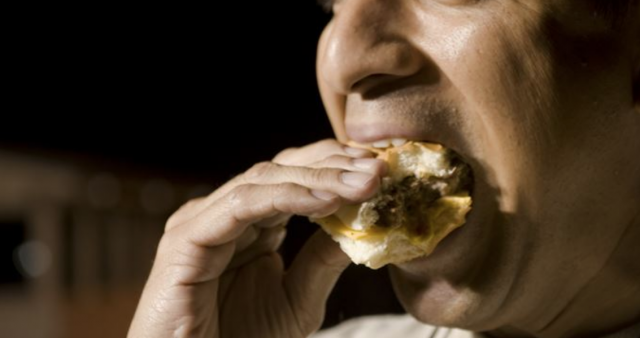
[1,1,403,335]
[3,1,334,179]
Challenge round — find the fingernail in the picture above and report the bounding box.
[344,146,370,157]
[352,158,380,170]
[340,172,374,188]
[311,189,338,201]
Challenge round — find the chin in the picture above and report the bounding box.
[387,177,515,332]
[389,269,484,327]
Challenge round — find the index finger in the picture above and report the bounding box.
[273,139,374,166]
[172,183,340,248]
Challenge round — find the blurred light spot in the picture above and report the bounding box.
[13,241,52,278]
[140,179,175,214]
[87,172,122,208]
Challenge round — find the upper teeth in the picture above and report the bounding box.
[371,138,408,148]
[391,138,408,146]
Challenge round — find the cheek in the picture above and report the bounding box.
[417,9,557,210]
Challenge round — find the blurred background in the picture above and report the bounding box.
[1,1,403,337]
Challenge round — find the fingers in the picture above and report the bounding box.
[159,183,341,284]
[172,183,342,249]
[172,140,375,225]
[234,221,286,255]
[165,139,378,232]
[155,138,382,285]
[307,154,387,177]
[283,230,351,332]
[273,138,373,166]
[165,196,207,231]
[254,212,292,230]
[234,225,261,253]
[242,162,381,202]
[228,226,286,270]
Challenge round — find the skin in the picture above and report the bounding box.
[128,141,389,337]
[129,1,640,337]
[317,0,640,337]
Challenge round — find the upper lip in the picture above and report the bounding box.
[346,123,471,160]
[343,81,479,180]
[346,121,488,248]
[343,84,466,151]
[345,119,482,195]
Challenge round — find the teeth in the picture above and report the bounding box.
[370,138,409,149]
[391,138,408,147]
[372,139,391,148]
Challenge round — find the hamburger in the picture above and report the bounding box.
[311,141,473,269]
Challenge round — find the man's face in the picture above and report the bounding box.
[317,0,639,334]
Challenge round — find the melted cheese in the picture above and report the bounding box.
[318,193,471,241]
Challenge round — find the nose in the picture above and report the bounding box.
[318,0,424,96]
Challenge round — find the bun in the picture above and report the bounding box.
[311,142,472,269]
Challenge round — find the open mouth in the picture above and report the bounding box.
[369,147,473,235]
[353,137,481,238]
[312,139,477,268]
[349,137,477,231]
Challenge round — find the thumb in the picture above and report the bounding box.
[283,230,351,333]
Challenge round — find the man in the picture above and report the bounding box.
[128,0,640,337]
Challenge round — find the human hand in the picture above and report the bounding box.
[128,139,387,338]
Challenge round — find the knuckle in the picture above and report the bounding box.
[311,138,341,153]
[316,138,337,147]
[276,182,302,194]
[308,167,333,185]
[165,213,181,230]
[165,198,203,229]
[227,184,255,206]
[304,168,344,191]
[182,197,202,210]
[273,147,299,162]
[245,161,278,181]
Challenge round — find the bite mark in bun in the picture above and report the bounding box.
[311,141,473,269]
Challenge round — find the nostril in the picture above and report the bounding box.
[358,71,435,100]
[351,74,399,94]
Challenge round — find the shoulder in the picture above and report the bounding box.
[310,314,480,338]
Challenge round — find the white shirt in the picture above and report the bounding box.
[311,314,640,338]
[311,315,481,338]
